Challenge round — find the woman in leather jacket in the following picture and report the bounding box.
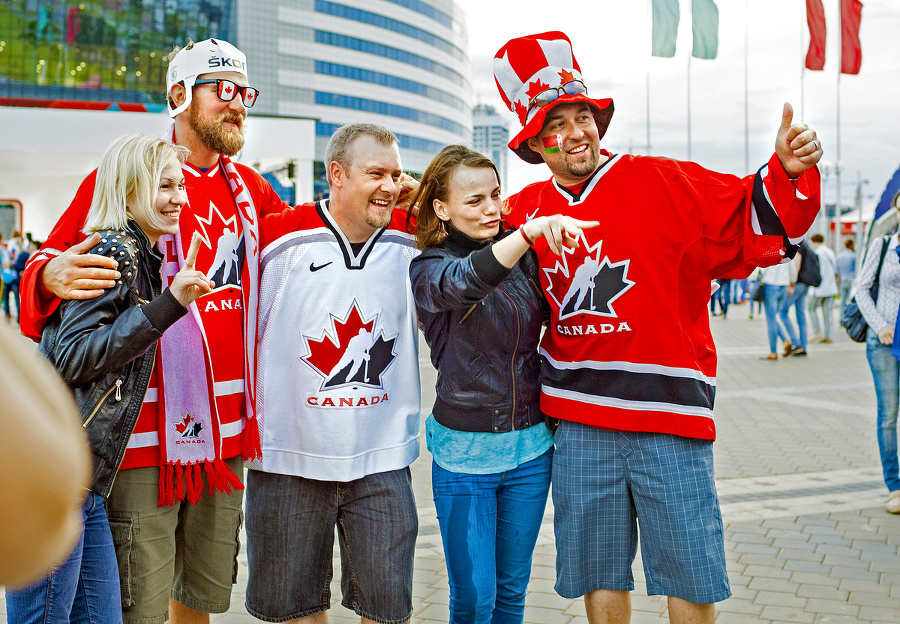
[409,145,596,624]
[7,135,213,624]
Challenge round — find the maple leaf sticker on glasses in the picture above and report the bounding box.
[300,301,398,392]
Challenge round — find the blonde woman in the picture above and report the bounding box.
[6,135,212,623]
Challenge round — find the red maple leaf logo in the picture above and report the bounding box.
[222,83,234,97]
[558,69,576,84]
[302,303,375,378]
[513,99,528,123]
[526,79,550,100]
[174,413,194,435]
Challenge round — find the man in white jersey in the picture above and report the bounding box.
[246,123,420,624]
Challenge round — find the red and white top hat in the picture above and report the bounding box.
[494,31,614,164]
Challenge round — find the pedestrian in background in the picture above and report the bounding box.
[807,233,839,344]
[856,200,900,514]
[837,237,857,313]
[760,261,798,360]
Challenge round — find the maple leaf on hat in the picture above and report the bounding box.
[526,78,550,99]
[513,99,528,123]
[558,69,576,84]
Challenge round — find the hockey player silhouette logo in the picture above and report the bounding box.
[194,202,243,288]
[174,413,203,439]
[544,234,635,320]
[300,302,398,391]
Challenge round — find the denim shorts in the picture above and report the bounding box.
[105,456,244,623]
[245,467,417,623]
[552,421,731,604]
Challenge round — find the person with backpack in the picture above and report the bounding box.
[779,240,822,356]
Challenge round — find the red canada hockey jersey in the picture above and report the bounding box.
[504,152,821,440]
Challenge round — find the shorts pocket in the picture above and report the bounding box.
[108,517,135,607]
[232,509,244,585]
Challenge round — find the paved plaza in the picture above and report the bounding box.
[3,300,899,623]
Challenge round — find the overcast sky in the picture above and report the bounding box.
[455,0,899,214]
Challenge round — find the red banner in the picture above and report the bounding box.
[841,0,863,75]
[805,0,826,71]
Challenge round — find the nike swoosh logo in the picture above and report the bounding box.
[526,209,539,221]
[310,261,333,272]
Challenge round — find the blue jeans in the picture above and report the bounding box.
[6,492,123,624]
[866,329,900,492]
[762,284,788,353]
[432,448,552,624]
[780,283,809,348]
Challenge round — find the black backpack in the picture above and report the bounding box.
[797,242,822,287]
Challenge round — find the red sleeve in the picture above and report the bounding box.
[19,171,96,341]
[259,201,318,249]
[237,163,292,218]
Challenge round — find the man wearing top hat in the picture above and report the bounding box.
[494,32,822,623]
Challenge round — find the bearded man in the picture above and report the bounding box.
[16,39,290,624]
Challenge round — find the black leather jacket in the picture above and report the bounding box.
[40,222,188,498]
[409,226,548,433]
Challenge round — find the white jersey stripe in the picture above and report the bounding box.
[540,349,716,387]
[542,384,716,420]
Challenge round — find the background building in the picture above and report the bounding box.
[472,103,509,192]
[0,0,472,238]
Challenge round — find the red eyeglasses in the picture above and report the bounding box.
[194,79,259,108]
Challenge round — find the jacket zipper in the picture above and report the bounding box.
[82,378,122,429]
[458,303,478,324]
[498,286,521,430]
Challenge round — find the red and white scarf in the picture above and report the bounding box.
[155,138,262,505]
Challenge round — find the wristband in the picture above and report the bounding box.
[519,226,536,246]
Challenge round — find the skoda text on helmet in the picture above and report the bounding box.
[166,38,248,118]
[493,31,615,164]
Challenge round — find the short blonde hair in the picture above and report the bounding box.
[84,135,189,236]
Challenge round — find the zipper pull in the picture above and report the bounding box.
[115,379,123,402]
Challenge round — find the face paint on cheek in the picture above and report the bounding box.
[543,134,563,154]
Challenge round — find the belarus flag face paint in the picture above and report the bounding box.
[542,134,563,154]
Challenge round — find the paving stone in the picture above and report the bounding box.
[802,599,860,617]
[838,578,891,594]
[748,578,800,593]
[758,605,815,622]
[827,566,881,581]
[753,591,807,608]
[821,555,868,569]
[796,585,848,600]
[790,572,840,588]
[738,553,784,566]
[733,543,780,555]
[716,598,765,616]
[773,538,817,550]
[743,565,793,579]
[715,613,767,624]
[859,606,900,622]
[778,548,826,563]
[784,561,832,575]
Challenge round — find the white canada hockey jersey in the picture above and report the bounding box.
[251,200,421,481]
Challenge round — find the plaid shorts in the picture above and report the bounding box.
[552,421,731,604]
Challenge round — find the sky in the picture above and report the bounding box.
[454,0,900,217]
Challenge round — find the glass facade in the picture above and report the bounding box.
[315,91,467,135]
[315,0,465,61]
[314,30,468,87]
[0,0,235,106]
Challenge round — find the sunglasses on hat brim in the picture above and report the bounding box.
[525,80,588,124]
[194,78,259,108]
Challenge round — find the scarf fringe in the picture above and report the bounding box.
[157,459,245,507]
[242,415,262,462]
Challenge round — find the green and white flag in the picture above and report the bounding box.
[692,0,719,59]
[652,0,679,58]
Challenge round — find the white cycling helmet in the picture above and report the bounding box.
[166,38,248,118]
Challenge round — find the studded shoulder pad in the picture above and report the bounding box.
[90,230,140,286]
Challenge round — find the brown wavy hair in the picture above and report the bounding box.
[410,145,500,250]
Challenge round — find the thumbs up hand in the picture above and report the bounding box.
[775,102,823,178]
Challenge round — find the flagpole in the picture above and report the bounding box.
[744,0,750,175]
[646,0,652,154]
[687,53,692,161]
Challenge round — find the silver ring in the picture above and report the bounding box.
[812,140,819,151]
